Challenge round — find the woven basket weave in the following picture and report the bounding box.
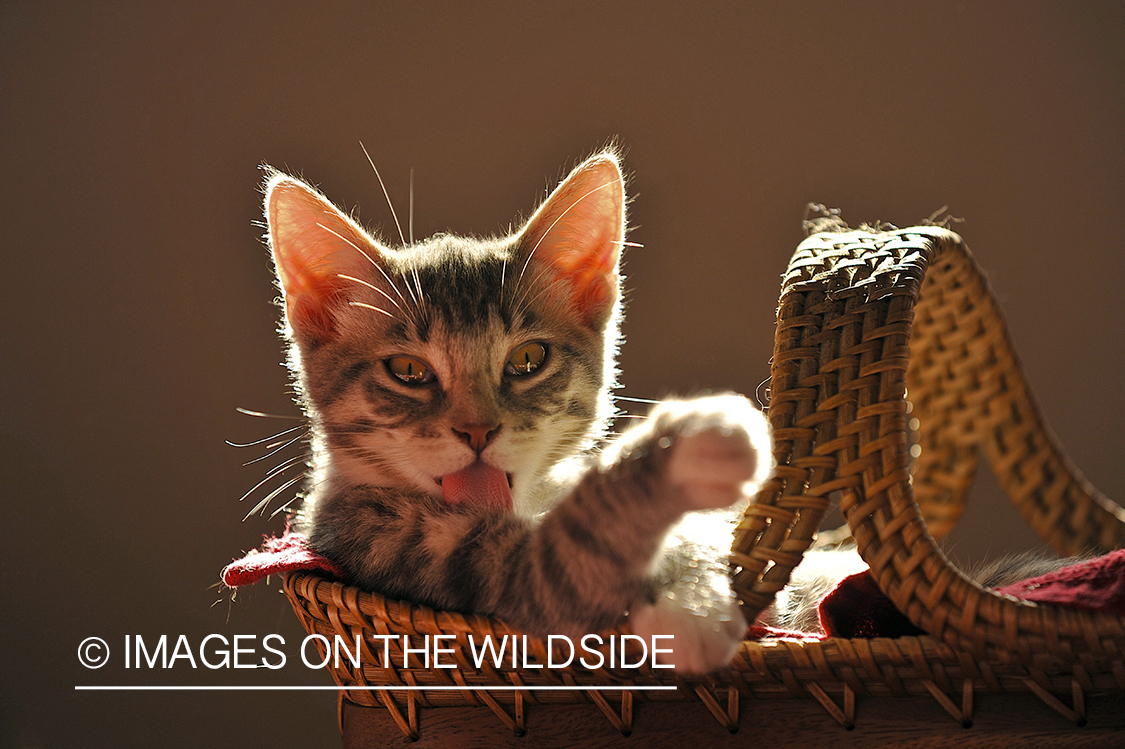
[284,226,1125,739]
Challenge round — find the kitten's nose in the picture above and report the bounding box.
[453,423,501,452]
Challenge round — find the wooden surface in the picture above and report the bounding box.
[341,692,1125,748]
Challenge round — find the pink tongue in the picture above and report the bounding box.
[441,462,513,511]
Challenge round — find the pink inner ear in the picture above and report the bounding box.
[284,270,346,341]
[522,156,625,324]
[266,176,374,342]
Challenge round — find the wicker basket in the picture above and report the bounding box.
[283,226,1125,741]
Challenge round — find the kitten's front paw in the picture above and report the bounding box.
[630,592,747,674]
[658,395,771,511]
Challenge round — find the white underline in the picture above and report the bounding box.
[75,685,678,692]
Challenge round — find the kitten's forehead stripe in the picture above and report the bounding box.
[386,322,410,343]
[389,243,530,335]
[418,253,498,328]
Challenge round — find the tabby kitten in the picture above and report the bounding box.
[264,153,771,672]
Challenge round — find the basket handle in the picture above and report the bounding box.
[730,226,1125,659]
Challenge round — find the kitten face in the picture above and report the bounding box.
[296,235,610,513]
[265,155,626,516]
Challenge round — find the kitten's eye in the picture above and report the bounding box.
[386,356,435,385]
[505,342,548,376]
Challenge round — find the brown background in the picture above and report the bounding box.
[3,2,1123,746]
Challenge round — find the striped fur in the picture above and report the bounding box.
[263,154,772,671]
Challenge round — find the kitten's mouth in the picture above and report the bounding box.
[436,473,514,488]
[438,462,513,511]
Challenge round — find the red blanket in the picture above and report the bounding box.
[819,549,1125,637]
[222,532,345,587]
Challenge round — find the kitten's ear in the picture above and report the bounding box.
[519,154,625,326]
[264,172,384,343]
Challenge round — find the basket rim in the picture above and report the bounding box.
[730,224,1125,665]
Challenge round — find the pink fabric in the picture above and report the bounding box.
[994,548,1125,615]
[222,532,345,587]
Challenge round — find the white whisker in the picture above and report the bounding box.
[268,492,302,519]
[510,262,559,320]
[500,256,507,306]
[314,220,411,310]
[226,424,306,448]
[391,253,421,312]
[264,453,309,479]
[409,167,415,245]
[359,141,406,247]
[244,473,307,520]
[338,273,404,312]
[241,432,308,467]
[237,456,307,504]
[412,263,424,308]
[612,395,661,404]
[349,300,395,319]
[314,220,367,256]
[517,178,622,285]
[234,407,303,421]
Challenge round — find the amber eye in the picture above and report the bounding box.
[386,356,434,385]
[505,342,548,376]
